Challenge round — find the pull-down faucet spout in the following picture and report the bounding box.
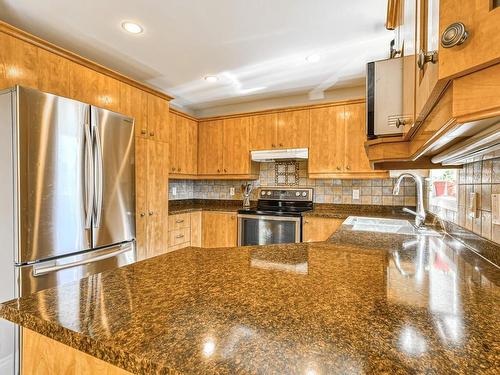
[393,172,426,227]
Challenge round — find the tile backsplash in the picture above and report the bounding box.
[426,157,500,244]
[169,161,417,206]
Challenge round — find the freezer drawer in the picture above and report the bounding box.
[17,242,135,296]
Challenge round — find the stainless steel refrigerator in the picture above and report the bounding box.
[0,86,136,374]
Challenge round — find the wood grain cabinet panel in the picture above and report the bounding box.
[198,120,224,175]
[223,117,251,174]
[344,103,372,173]
[0,32,38,90]
[309,105,346,174]
[190,211,202,247]
[169,114,198,175]
[249,113,278,150]
[277,109,310,148]
[120,83,148,138]
[303,217,343,242]
[202,212,237,248]
[37,48,70,97]
[135,138,149,260]
[147,94,169,143]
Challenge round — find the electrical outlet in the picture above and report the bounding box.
[172,187,177,196]
[468,192,478,218]
[492,194,500,225]
[352,189,360,200]
[230,187,235,196]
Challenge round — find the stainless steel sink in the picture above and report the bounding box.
[343,216,438,235]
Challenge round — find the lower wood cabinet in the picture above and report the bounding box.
[302,217,344,242]
[136,138,169,260]
[167,211,202,252]
[202,211,238,248]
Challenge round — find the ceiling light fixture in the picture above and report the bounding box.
[204,75,219,83]
[121,21,143,34]
[305,54,321,63]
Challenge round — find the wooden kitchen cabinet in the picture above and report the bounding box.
[147,94,170,143]
[190,211,202,247]
[309,102,387,178]
[401,0,417,136]
[136,139,169,260]
[222,117,252,174]
[0,32,38,90]
[303,217,343,242]
[37,49,70,97]
[198,120,224,174]
[439,0,500,81]
[277,109,310,148]
[169,111,198,176]
[249,113,278,150]
[202,211,237,248]
[120,83,149,138]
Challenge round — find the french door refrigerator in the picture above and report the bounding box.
[0,86,136,374]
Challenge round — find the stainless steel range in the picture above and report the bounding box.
[237,187,313,246]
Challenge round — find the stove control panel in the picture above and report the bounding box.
[258,188,314,202]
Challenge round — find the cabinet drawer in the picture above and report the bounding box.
[168,213,191,231]
[169,228,191,246]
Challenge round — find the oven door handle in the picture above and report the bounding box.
[237,214,301,222]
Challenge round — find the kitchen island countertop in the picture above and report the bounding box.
[1,210,499,374]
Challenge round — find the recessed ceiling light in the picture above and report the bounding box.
[121,21,143,34]
[305,54,321,63]
[204,75,219,83]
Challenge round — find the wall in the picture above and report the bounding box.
[169,161,417,205]
[426,157,500,244]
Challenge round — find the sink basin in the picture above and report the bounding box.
[343,216,437,235]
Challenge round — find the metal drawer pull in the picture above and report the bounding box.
[175,234,185,239]
[417,50,438,70]
[441,22,468,48]
[175,219,185,223]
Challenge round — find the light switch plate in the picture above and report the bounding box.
[172,187,177,196]
[468,192,478,218]
[230,187,235,196]
[352,189,360,200]
[492,194,500,225]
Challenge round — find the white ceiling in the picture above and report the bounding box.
[0,0,393,111]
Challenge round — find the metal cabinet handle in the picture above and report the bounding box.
[224,169,227,173]
[441,22,468,48]
[272,143,276,148]
[177,168,181,172]
[149,211,154,216]
[140,213,145,218]
[417,50,438,70]
[279,143,283,147]
[171,167,176,172]
[346,166,351,170]
[304,220,309,224]
[217,169,221,173]
[149,131,155,137]
[141,129,147,135]
[175,234,185,239]
[336,166,341,171]
[175,219,184,223]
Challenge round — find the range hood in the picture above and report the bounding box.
[251,148,308,162]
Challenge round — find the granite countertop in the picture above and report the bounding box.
[169,199,251,215]
[1,210,500,374]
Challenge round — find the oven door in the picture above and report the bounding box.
[238,214,301,246]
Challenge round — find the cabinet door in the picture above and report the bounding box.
[198,120,224,175]
[37,49,69,97]
[168,111,178,173]
[277,110,310,148]
[309,105,345,173]
[401,0,417,135]
[177,116,194,174]
[0,33,38,90]
[303,217,343,242]
[439,0,500,80]
[344,103,372,173]
[147,94,169,143]
[202,212,237,248]
[223,117,251,174]
[190,211,202,247]
[185,118,198,175]
[120,83,148,138]
[147,141,169,257]
[135,138,149,260]
[249,113,277,150]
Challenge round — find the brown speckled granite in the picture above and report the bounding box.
[1,219,500,374]
[306,203,417,220]
[169,199,255,215]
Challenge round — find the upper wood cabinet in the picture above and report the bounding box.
[0,32,38,90]
[147,94,169,143]
[439,0,500,81]
[250,113,278,150]
[169,112,198,175]
[37,49,70,97]
[222,117,251,174]
[120,83,148,138]
[401,0,417,136]
[310,102,385,178]
[198,120,224,175]
[277,109,310,148]
[309,105,345,174]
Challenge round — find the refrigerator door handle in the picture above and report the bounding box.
[84,112,94,230]
[93,113,104,229]
[32,245,131,277]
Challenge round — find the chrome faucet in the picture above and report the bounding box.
[393,172,426,227]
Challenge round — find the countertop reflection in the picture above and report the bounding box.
[1,226,499,374]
